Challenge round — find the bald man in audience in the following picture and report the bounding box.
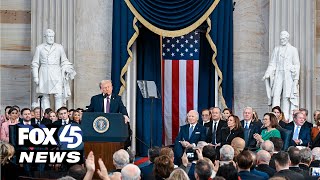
[121,164,141,180]
[256,150,276,177]
[231,137,245,157]
[260,140,274,154]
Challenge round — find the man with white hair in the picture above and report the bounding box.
[263,30,300,121]
[219,144,234,165]
[256,150,276,177]
[310,147,320,168]
[174,110,206,165]
[260,140,274,154]
[110,149,130,174]
[121,164,141,180]
[240,107,262,148]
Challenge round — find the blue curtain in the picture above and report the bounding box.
[111,0,135,93]
[112,0,233,155]
[128,0,216,30]
[136,27,162,156]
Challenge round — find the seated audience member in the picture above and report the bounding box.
[32,107,52,125]
[121,164,141,180]
[206,107,227,149]
[299,148,312,172]
[168,168,189,180]
[256,150,275,177]
[154,155,174,179]
[310,147,320,167]
[110,149,130,174]
[72,110,81,124]
[1,141,19,180]
[44,108,53,119]
[160,147,175,164]
[194,159,212,180]
[1,106,12,126]
[202,145,217,163]
[288,146,311,179]
[0,107,19,142]
[231,137,245,157]
[272,106,287,128]
[174,110,206,165]
[285,112,311,147]
[200,109,211,126]
[314,110,320,124]
[54,107,76,126]
[260,140,275,154]
[269,137,283,153]
[252,110,263,125]
[273,151,304,180]
[68,164,86,180]
[20,108,35,125]
[216,163,239,180]
[254,113,281,148]
[311,114,320,147]
[249,151,269,180]
[222,108,232,121]
[68,109,75,120]
[299,108,313,128]
[241,107,262,149]
[236,150,264,180]
[219,145,234,166]
[140,146,160,179]
[48,111,58,122]
[221,115,244,146]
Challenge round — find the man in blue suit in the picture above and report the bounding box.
[285,112,311,147]
[174,110,207,165]
[240,107,262,149]
[86,80,129,123]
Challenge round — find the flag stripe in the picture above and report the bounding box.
[171,60,180,142]
[164,61,172,145]
[193,61,199,110]
[161,59,165,144]
[186,60,194,113]
[179,60,187,126]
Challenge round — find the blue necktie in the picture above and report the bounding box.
[189,125,194,139]
[293,126,300,140]
[245,122,249,129]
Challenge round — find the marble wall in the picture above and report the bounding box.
[316,0,320,111]
[233,0,270,118]
[0,0,32,110]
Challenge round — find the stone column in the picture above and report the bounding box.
[31,0,75,109]
[74,0,113,109]
[269,0,316,122]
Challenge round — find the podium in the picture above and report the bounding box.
[81,112,129,177]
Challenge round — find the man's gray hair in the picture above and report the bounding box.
[243,107,253,113]
[113,149,130,169]
[257,150,271,164]
[312,147,320,160]
[261,140,274,153]
[300,148,312,164]
[99,80,112,89]
[219,145,234,161]
[121,164,141,180]
[187,110,199,120]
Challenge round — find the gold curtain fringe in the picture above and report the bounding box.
[124,0,220,37]
[205,18,227,108]
[118,17,139,96]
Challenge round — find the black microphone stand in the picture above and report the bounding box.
[38,95,43,121]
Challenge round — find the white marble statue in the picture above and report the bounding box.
[31,29,76,111]
[263,31,300,121]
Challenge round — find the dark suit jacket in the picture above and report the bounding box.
[141,163,154,180]
[279,120,287,128]
[289,166,311,179]
[221,127,244,145]
[299,163,309,172]
[53,119,76,126]
[256,164,276,177]
[273,169,304,180]
[238,171,264,180]
[310,160,320,168]
[86,93,128,116]
[285,121,311,146]
[240,120,262,148]
[174,123,206,165]
[205,120,227,144]
[31,118,52,125]
[19,119,36,125]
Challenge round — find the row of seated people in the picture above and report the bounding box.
[4,138,319,180]
[0,106,84,143]
[173,107,320,166]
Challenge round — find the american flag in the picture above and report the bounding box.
[162,30,200,145]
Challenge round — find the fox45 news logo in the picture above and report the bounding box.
[15,124,84,164]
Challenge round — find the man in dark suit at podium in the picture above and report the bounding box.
[86,80,129,123]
